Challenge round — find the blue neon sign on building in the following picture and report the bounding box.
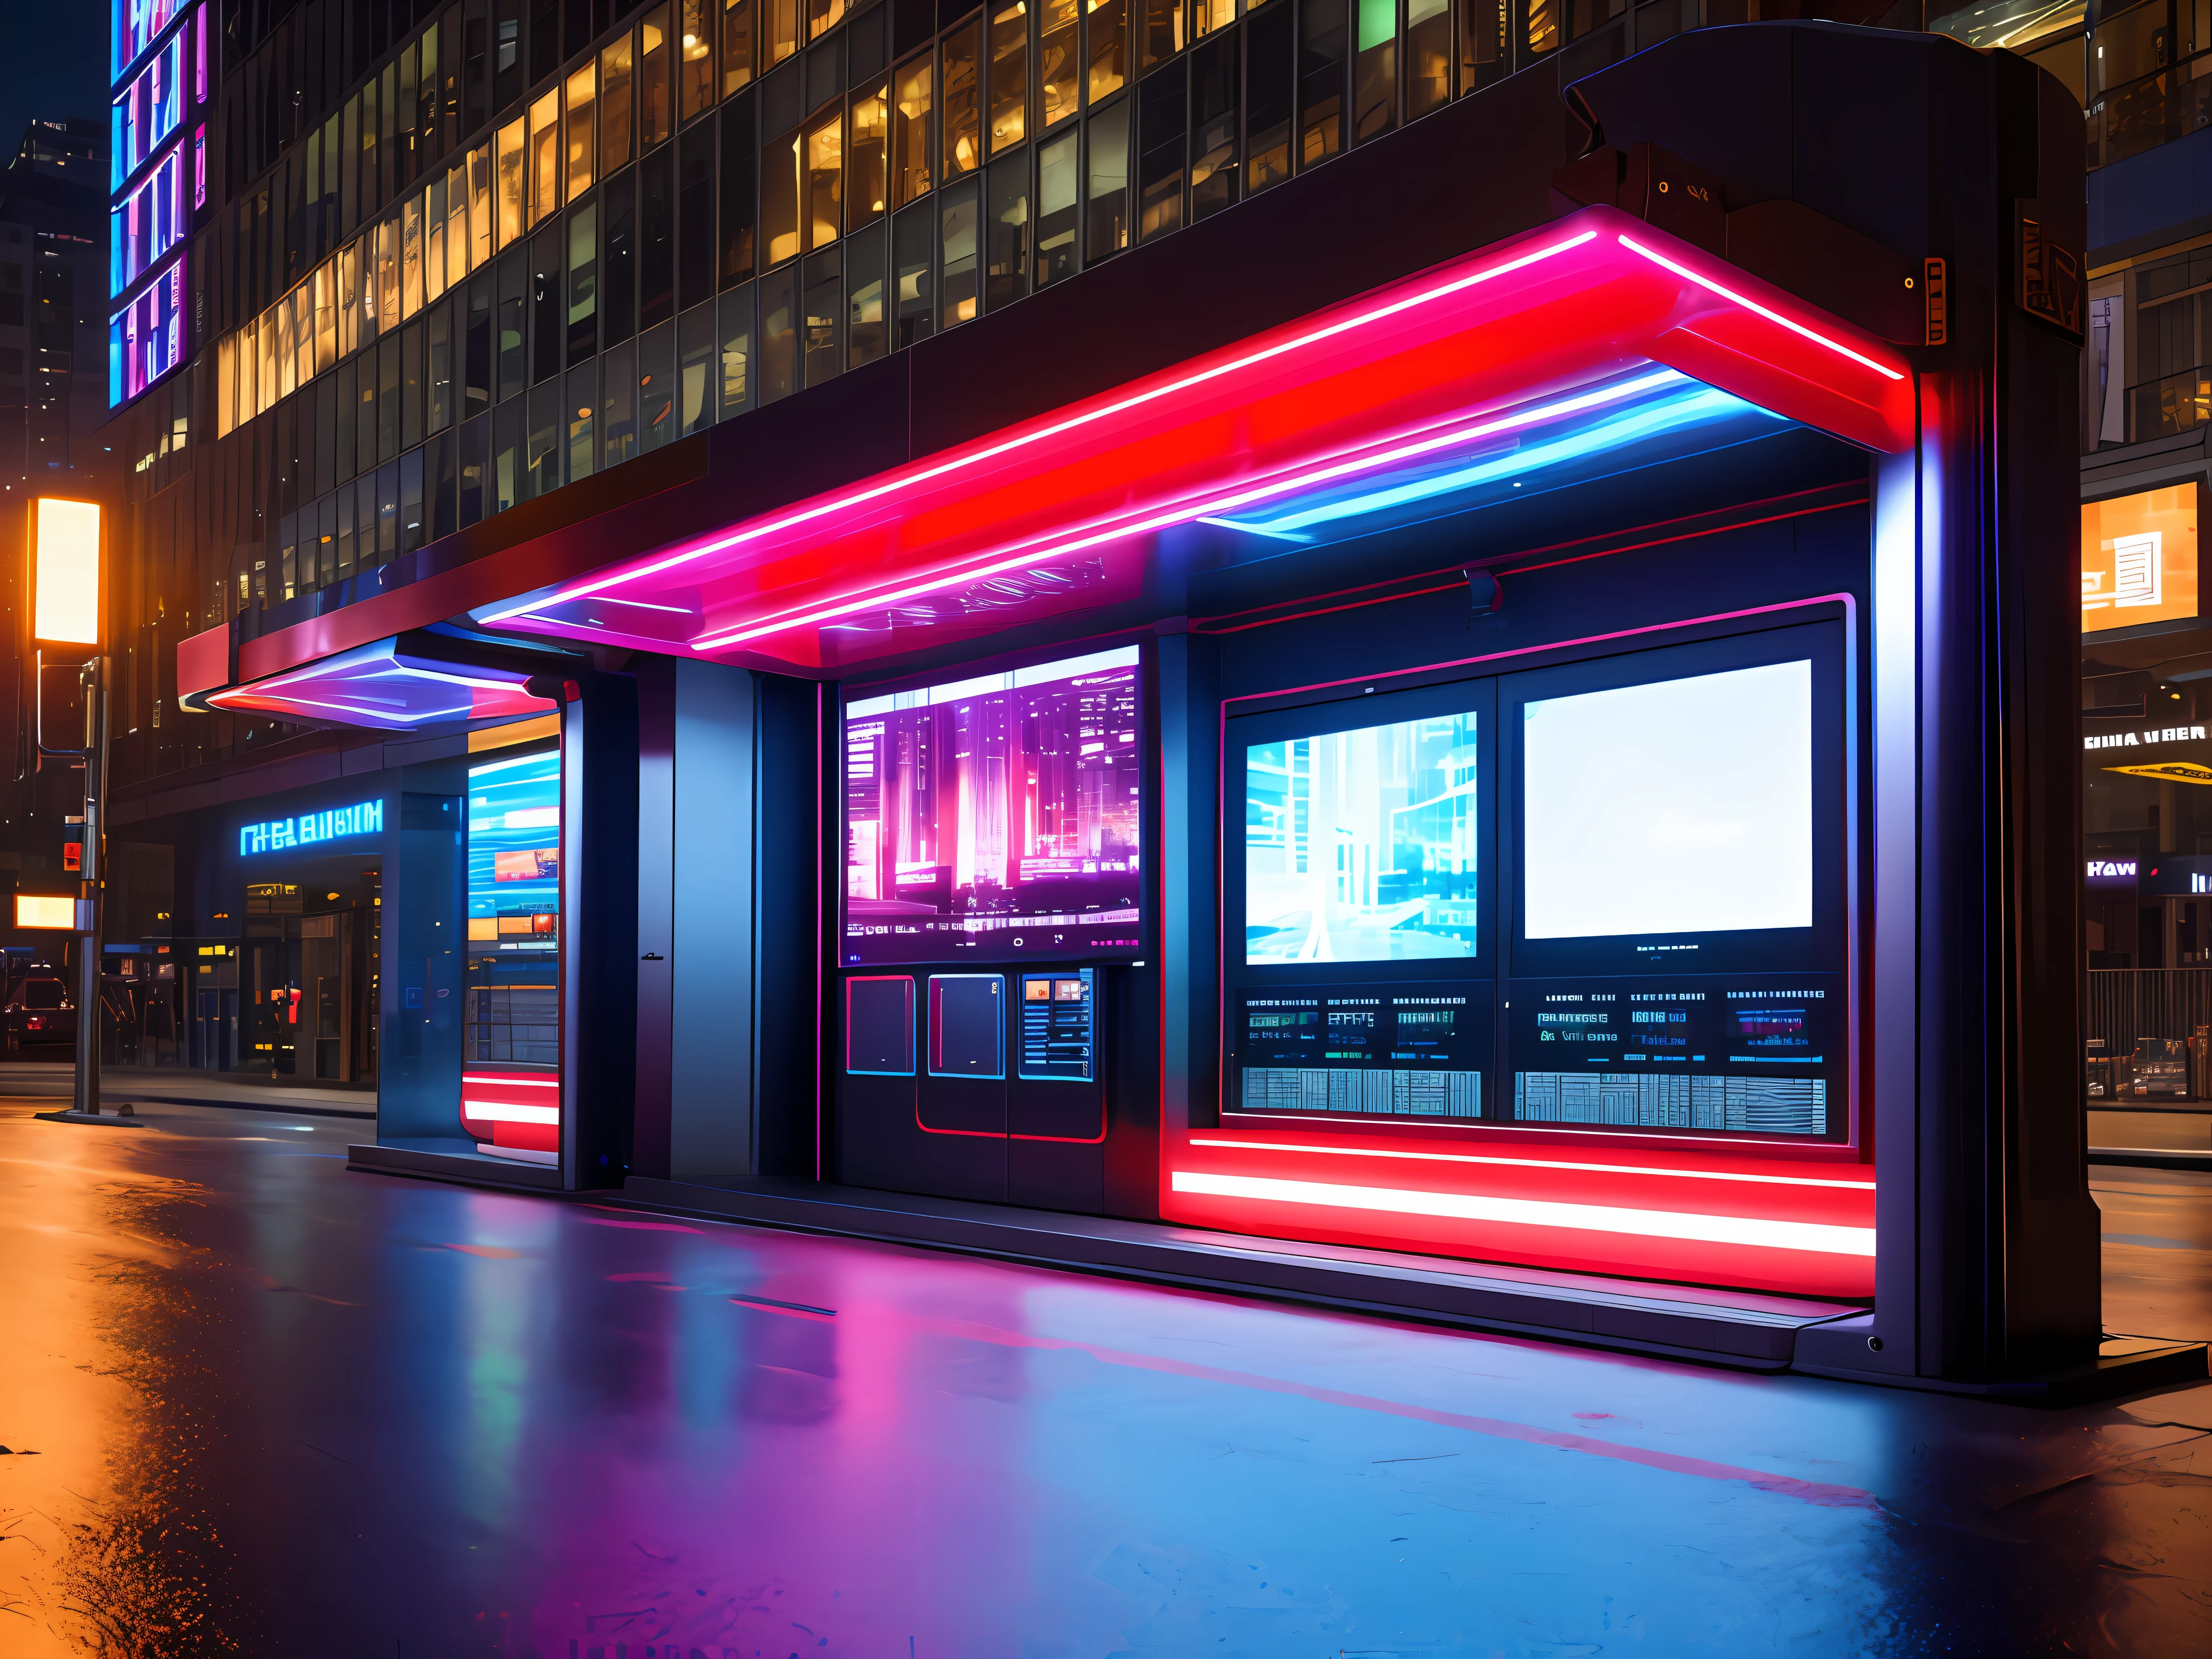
[240,800,383,856]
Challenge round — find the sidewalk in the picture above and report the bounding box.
[2089,1107,2212,1171]
[0,1062,375,1119]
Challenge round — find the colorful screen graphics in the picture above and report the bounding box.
[466,748,560,1068]
[843,647,1142,966]
[1245,710,1479,964]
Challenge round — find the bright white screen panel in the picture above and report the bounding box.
[1521,660,1812,940]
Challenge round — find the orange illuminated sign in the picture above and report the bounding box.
[15,895,77,930]
[30,497,102,647]
[2083,485,2200,632]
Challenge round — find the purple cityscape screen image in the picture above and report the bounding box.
[843,647,1142,966]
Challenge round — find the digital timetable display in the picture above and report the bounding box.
[1506,974,1843,1137]
[1230,981,1490,1122]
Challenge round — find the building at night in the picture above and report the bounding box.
[97,1,2206,1397]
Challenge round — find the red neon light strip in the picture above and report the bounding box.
[1188,1138,1873,1190]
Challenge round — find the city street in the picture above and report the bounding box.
[2,1093,2207,1656]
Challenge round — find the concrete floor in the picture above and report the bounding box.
[1,1097,2207,1657]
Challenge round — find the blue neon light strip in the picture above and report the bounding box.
[1205,381,1779,539]
[240,799,383,855]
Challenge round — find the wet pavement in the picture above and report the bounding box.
[1,1095,2208,1657]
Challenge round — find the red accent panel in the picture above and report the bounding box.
[176,622,228,696]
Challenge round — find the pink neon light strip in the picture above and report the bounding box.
[686,369,1692,651]
[1169,1171,1877,1257]
[480,228,1607,626]
[1187,1137,1874,1190]
[1616,234,1907,381]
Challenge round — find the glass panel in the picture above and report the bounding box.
[461,412,488,525]
[470,144,494,266]
[1458,0,1503,94]
[638,319,677,445]
[759,264,797,399]
[498,252,528,401]
[846,222,886,366]
[379,335,402,461]
[851,82,889,227]
[569,201,599,361]
[1194,0,1235,34]
[401,447,425,553]
[1406,0,1449,119]
[986,148,1029,312]
[428,177,449,302]
[945,22,983,177]
[402,322,424,449]
[1190,30,1237,220]
[334,481,354,578]
[1085,96,1130,261]
[765,125,803,264]
[894,53,935,206]
[378,214,403,331]
[467,274,494,420]
[428,301,453,432]
[446,162,471,286]
[768,0,801,68]
[533,228,566,383]
[403,193,426,318]
[682,0,718,120]
[568,64,598,200]
[679,301,718,427]
[1528,0,1557,56]
[1038,0,1081,132]
[940,177,980,328]
[810,0,848,43]
[721,94,759,285]
[603,34,637,175]
[801,248,842,383]
[494,397,522,511]
[1035,125,1078,287]
[530,89,562,226]
[495,117,526,248]
[1352,0,1394,143]
[1298,0,1345,169]
[567,361,598,481]
[1088,0,1128,101]
[724,0,757,95]
[1141,0,1185,69]
[990,0,1030,153]
[605,167,638,345]
[806,105,845,251]
[719,283,754,413]
[525,381,562,498]
[642,4,675,147]
[602,338,637,465]
[1137,57,1185,240]
[1246,0,1291,191]
[893,198,934,347]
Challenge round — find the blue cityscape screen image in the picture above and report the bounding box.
[843,646,1142,966]
[1245,710,1479,965]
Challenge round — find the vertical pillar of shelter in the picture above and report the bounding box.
[1910,52,2102,1379]
[377,785,465,1140]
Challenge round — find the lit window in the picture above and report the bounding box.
[565,64,597,201]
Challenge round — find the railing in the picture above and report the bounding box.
[2090,62,2212,171]
[2129,363,2212,441]
[2085,968,2212,1101]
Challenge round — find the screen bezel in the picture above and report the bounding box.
[837,640,1151,970]
[1500,621,1846,981]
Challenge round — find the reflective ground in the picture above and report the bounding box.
[1,1094,2208,1657]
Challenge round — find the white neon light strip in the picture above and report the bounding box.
[1188,1137,1875,1190]
[478,229,1606,625]
[687,370,1690,650]
[462,1074,560,1087]
[1169,1170,1877,1257]
[1615,234,1908,382]
[462,1100,561,1124]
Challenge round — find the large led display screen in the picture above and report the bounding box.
[842,646,1142,967]
[2082,483,2200,634]
[1520,660,1812,942]
[1245,710,1479,963]
[1223,618,1848,1143]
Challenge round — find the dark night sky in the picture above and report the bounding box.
[0,1,111,165]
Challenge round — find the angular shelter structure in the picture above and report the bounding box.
[156,19,2199,1399]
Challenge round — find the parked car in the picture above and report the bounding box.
[4,976,77,1050]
